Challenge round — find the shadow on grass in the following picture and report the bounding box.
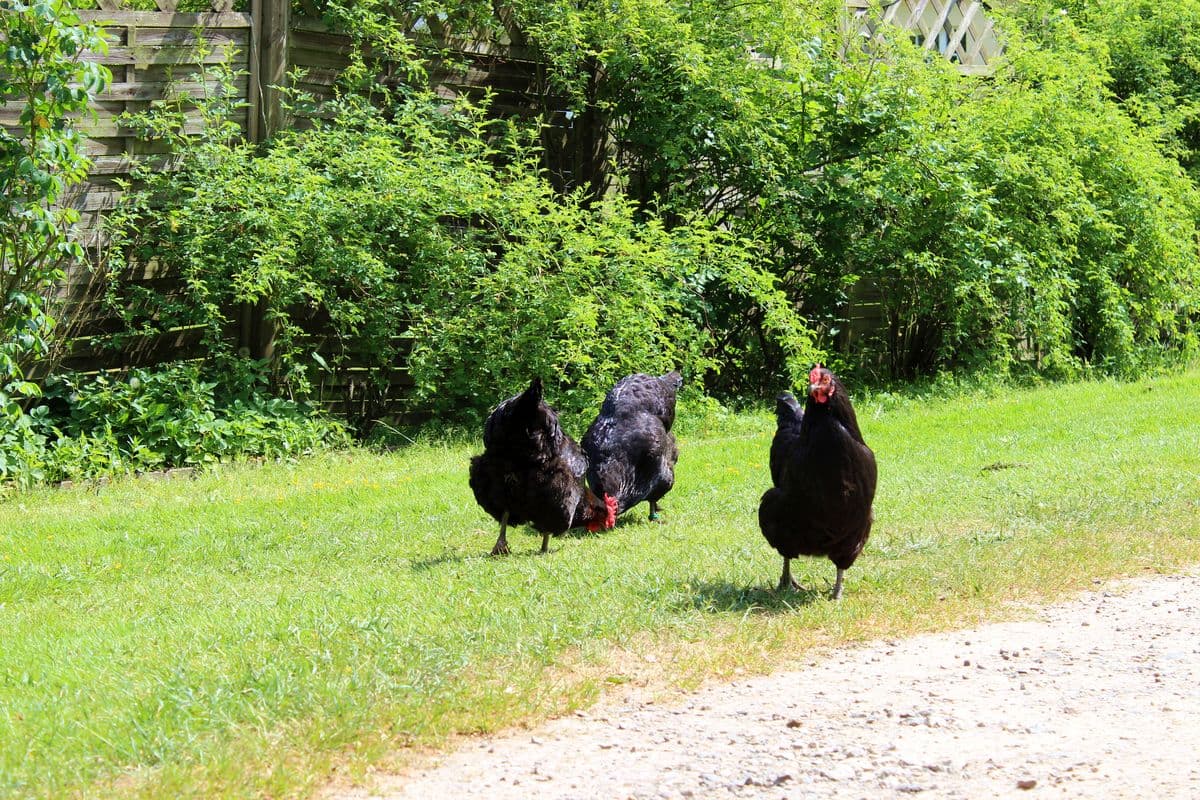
[412,514,650,571]
[410,550,478,571]
[683,580,823,615]
[611,515,663,529]
[410,543,551,570]
[411,527,609,569]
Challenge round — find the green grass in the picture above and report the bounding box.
[2,371,1199,798]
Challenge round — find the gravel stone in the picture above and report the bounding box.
[325,572,1200,800]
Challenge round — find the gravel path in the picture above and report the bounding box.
[330,571,1200,800]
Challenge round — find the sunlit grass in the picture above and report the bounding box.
[1,371,1198,798]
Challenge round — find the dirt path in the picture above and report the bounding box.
[329,571,1200,800]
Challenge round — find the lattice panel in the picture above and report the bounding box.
[848,0,1001,72]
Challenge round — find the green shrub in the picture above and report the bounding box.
[406,189,815,420]
[486,0,1200,381]
[0,364,349,488]
[1022,0,1200,182]
[103,88,813,425]
[98,0,1200,429]
[957,11,1200,375]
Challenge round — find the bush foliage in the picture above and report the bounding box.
[0,363,347,488]
[12,0,1196,485]
[104,91,813,424]
[1,1,108,407]
[474,0,1200,380]
[265,0,1199,397]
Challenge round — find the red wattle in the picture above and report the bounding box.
[585,494,620,532]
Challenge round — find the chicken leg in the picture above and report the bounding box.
[540,531,551,554]
[830,567,846,601]
[648,500,661,521]
[777,558,801,591]
[490,511,511,556]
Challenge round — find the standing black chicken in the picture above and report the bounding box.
[582,371,683,521]
[470,378,617,556]
[758,365,877,600]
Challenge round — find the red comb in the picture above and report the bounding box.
[809,364,823,383]
[603,494,618,528]
[588,494,618,531]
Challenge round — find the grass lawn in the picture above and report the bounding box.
[1,370,1198,798]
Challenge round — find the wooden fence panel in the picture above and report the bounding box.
[33,7,256,381]
[71,9,254,239]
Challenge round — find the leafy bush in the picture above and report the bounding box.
[1021,0,1200,182]
[89,0,1200,447]
[956,19,1200,375]
[489,0,1200,380]
[103,87,813,425]
[407,189,814,420]
[0,364,348,488]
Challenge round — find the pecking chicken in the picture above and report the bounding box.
[758,365,877,599]
[469,378,617,555]
[582,371,683,521]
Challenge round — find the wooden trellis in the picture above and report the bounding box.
[848,0,1001,74]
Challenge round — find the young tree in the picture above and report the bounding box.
[1,0,109,409]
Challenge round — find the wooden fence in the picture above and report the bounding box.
[27,0,999,414]
[847,0,1001,74]
[45,0,598,416]
[68,1,281,241]
[42,3,268,395]
[45,0,551,420]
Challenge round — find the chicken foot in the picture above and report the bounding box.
[777,558,801,591]
[830,567,846,601]
[648,500,661,522]
[490,511,511,556]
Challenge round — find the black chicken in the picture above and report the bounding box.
[758,365,877,599]
[582,371,683,521]
[470,378,617,555]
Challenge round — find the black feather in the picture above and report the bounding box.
[470,378,607,543]
[768,392,804,487]
[582,371,682,515]
[758,368,877,582]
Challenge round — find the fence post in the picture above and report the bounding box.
[241,0,289,362]
[258,0,290,138]
[246,0,262,143]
